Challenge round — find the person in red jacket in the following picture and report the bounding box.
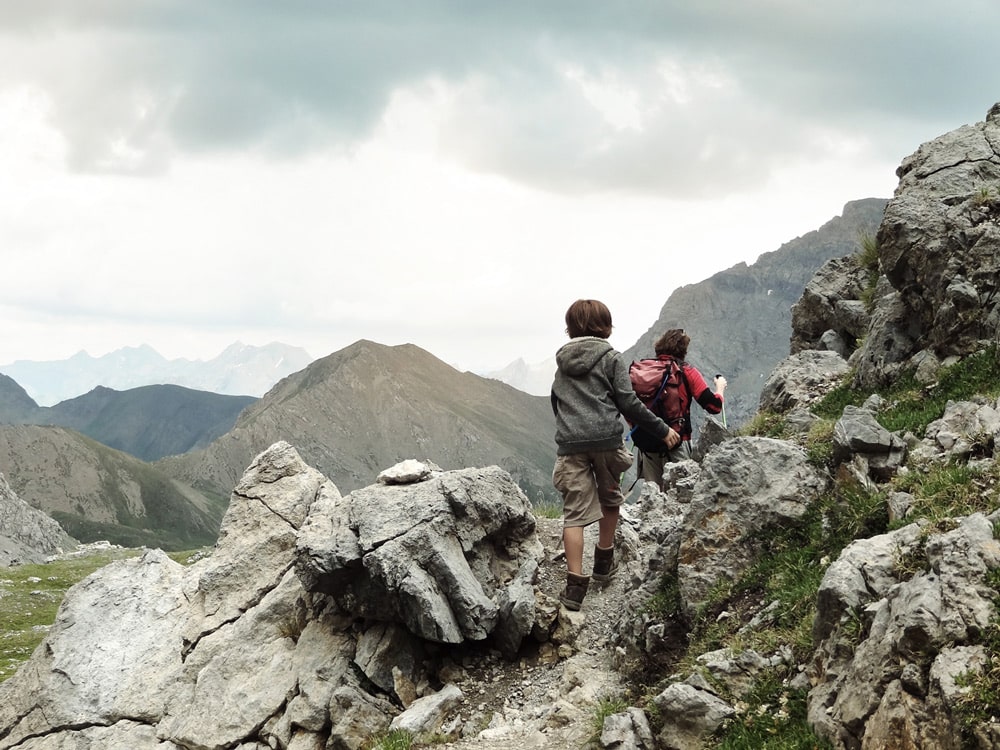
[637,328,726,490]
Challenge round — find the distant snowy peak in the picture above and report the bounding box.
[484,357,555,397]
[0,342,315,406]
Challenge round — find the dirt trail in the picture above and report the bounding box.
[440,517,635,750]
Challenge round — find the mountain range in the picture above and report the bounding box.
[0,375,257,461]
[0,199,890,551]
[0,341,313,406]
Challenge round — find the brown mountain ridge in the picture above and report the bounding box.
[156,339,559,503]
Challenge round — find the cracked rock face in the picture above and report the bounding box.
[856,103,1000,387]
[0,441,543,749]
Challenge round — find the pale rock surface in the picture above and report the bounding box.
[0,442,549,749]
[758,349,851,414]
[809,512,1000,749]
[676,437,829,616]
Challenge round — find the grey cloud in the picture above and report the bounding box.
[3,1,998,189]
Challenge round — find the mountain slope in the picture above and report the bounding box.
[157,340,558,502]
[0,379,256,462]
[0,425,225,550]
[623,198,888,428]
[42,385,257,461]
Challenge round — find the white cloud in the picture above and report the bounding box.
[0,3,995,379]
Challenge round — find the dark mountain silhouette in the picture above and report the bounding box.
[0,380,256,462]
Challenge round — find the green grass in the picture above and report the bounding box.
[715,682,832,750]
[591,696,629,743]
[0,547,207,684]
[811,346,1000,438]
[362,729,413,750]
[891,461,1000,526]
[532,496,563,519]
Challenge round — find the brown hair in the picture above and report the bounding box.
[654,328,689,358]
[565,299,613,339]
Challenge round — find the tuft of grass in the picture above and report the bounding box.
[804,419,836,469]
[591,696,629,742]
[953,618,1000,741]
[812,346,1000,439]
[362,729,413,750]
[810,374,865,420]
[855,230,881,313]
[714,681,833,750]
[740,411,789,439]
[972,185,998,207]
[891,461,1000,525]
[533,495,563,519]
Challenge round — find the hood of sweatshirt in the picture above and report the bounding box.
[555,336,614,377]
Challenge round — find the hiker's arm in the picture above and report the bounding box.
[686,365,724,414]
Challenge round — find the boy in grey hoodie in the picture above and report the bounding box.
[550,299,679,610]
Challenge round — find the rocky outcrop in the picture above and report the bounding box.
[0,472,76,566]
[790,255,872,356]
[809,512,1000,749]
[801,103,1000,389]
[759,349,851,414]
[0,443,546,749]
[770,102,1000,749]
[611,436,829,747]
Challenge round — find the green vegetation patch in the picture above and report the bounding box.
[715,681,833,750]
[892,461,1000,527]
[812,346,1000,438]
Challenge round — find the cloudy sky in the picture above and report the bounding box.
[1,2,997,374]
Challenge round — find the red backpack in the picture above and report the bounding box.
[628,357,689,452]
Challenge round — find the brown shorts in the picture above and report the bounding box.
[552,445,634,528]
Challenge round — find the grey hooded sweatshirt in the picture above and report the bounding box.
[550,336,670,456]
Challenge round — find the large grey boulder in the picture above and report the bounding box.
[809,512,1000,748]
[0,471,76,566]
[677,437,829,617]
[832,405,907,482]
[0,442,545,749]
[295,463,542,646]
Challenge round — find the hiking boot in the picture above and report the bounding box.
[559,572,590,611]
[592,544,618,583]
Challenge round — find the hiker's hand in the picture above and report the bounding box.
[714,375,728,394]
[663,428,680,449]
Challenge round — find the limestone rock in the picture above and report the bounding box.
[654,682,735,750]
[0,441,544,749]
[677,437,829,616]
[296,464,543,645]
[809,512,1000,748]
[853,103,1000,387]
[832,405,907,481]
[759,350,851,414]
